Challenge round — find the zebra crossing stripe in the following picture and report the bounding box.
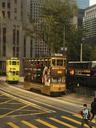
[21,120,38,128]
[61,115,81,124]
[73,114,91,128]
[7,122,20,128]
[49,117,77,128]
[36,119,58,128]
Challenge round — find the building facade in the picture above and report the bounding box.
[83,4,96,43]
[29,0,49,57]
[0,0,31,74]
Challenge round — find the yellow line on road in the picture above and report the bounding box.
[7,122,20,128]
[36,119,58,128]
[0,99,13,105]
[49,117,76,128]
[0,105,28,119]
[73,114,90,128]
[61,115,81,125]
[21,120,38,128]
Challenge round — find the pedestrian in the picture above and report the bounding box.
[80,104,92,128]
[90,97,96,121]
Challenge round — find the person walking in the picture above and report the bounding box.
[90,97,96,121]
[80,104,92,128]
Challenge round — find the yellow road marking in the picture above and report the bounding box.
[61,115,81,124]
[7,122,20,128]
[0,99,13,105]
[73,114,91,128]
[0,90,51,113]
[21,120,38,128]
[0,94,4,96]
[36,119,58,128]
[6,111,48,118]
[0,105,28,119]
[49,117,76,128]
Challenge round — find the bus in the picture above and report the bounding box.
[6,58,20,83]
[23,54,67,96]
[67,61,96,89]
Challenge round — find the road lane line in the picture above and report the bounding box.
[0,90,53,113]
[21,120,38,128]
[7,122,20,128]
[49,117,76,128]
[6,111,49,118]
[36,119,58,128]
[0,105,28,119]
[0,99,13,105]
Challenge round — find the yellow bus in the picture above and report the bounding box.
[6,58,20,83]
[23,54,67,96]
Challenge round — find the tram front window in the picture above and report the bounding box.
[12,61,16,65]
[57,59,63,66]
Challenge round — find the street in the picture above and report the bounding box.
[0,81,95,128]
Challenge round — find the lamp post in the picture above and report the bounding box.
[80,37,85,62]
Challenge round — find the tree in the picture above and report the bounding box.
[40,0,77,55]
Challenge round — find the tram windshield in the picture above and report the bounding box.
[57,59,63,66]
[52,59,64,66]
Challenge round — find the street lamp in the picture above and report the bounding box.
[80,37,85,62]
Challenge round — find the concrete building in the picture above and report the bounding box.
[83,4,96,43]
[0,0,31,74]
[29,0,49,57]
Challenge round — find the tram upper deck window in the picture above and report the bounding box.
[12,61,16,65]
[92,62,96,68]
[57,59,63,66]
[52,59,55,66]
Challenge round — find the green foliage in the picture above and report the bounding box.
[41,0,77,54]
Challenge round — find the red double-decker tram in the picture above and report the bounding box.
[23,54,67,96]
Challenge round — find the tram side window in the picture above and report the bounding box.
[92,63,96,68]
[17,61,19,65]
[52,59,55,66]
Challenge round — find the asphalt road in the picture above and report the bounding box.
[0,81,95,128]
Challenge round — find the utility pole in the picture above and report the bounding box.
[80,43,83,62]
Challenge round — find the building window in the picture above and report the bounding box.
[7,2,10,8]
[13,47,15,57]
[17,30,19,45]
[7,11,10,19]
[2,11,5,18]
[2,2,5,8]
[13,29,15,44]
[2,27,6,56]
[24,37,26,57]
[14,0,17,4]
[16,47,19,57]
[30,40,32,57]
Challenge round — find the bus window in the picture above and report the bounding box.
[12,61,16,65]
[57,59,63,66]
[52,59,55,66]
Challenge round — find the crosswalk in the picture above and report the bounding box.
[6,113,96,128]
